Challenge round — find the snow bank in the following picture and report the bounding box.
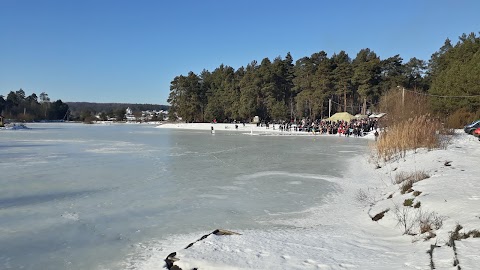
[132,131,479,270]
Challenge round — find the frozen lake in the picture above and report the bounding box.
[0,123,368,269]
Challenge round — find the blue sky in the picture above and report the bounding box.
[1,0,479,105]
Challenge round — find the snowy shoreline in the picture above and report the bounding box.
[132,128,479,270]
[156,122,377,139]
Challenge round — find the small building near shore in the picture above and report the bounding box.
[369,113,386,119]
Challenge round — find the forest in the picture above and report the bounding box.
[0,90,69,121]
[0,91,170,122]
[167,32,480,125]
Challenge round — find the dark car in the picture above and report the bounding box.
[464,120,480,134]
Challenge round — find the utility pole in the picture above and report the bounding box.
[328,98,332,118]
[362,98,366,115]
[290,97,293,121]
[402,87,405,107]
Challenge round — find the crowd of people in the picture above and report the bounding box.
[265,118,379,137]
[212,116,380,138]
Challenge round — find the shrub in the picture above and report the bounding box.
[393,205,446,236]
[417,210,446,238]
[375,115,447,161]
[445,108,480,128]
[17,113,36,122]
[420,211,446,231]
[404,198,414,207]
[393,205,417,235]
[355,188,376,206]
[413,191,422,197]
[414,201,421,208]
[420,221,431,234]
[83,115,97,124]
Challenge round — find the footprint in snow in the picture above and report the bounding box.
[339,263,356,268]
[303,259,316,265]
[469,195,480,200]
[281,255,290,260]
[257,251,269,257]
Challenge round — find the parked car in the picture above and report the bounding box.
[473,127,480,138]
[464,120,480,134]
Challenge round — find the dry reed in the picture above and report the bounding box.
[375,115,444,161]
[370,88,452,162]
[377,89,431,128]
[394,170,430,185]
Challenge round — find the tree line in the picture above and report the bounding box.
[167,32,480,123]
[0,91,170,122]
[0,90,69,121]
[66,102,169,122]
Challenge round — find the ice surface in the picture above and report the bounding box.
[5,124,477,269]
[133,126,480,270]
[0,123,367,269]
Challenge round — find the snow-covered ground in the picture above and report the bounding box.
[157,122,296,134]
[139,126,480,269]
[156,122,377,139]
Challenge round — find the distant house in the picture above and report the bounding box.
[125,107,136,121]
[139,109,168,121]
[121,107,169,122]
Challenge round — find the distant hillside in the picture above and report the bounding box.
[66,102,170,115]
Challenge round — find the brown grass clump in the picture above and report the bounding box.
[375,115,446,161]
[400,180,414,194]
[449,224,480,244]
[420,221,432,234]
[448,224,464,246]
[418,211,446,233]
[414,201,421,208]
[467,229,480,238]
[394,170,430,185]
